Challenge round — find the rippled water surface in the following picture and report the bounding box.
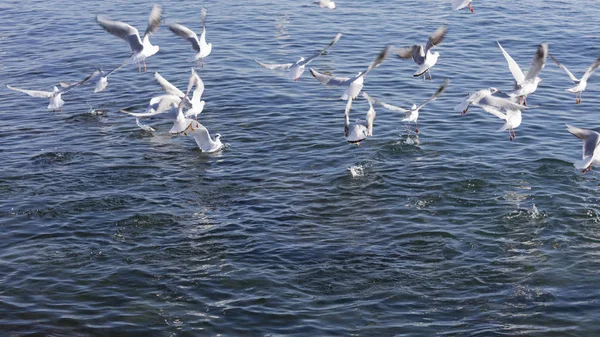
[3,0,600,335]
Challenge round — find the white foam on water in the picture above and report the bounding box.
[348,165,364,178]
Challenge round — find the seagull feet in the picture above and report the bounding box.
[583,166,593,173]
[461,108,469,115]
[202,59,205,68]
[415,128,419,134]
[143,61,147,72]
[468,4,474,12]
[576,98,581,104]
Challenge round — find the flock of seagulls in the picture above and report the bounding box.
[5,1,600,171]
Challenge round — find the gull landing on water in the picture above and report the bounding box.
[373,79,448,135]
[451,0,474,12]
[549,53,600,104]
[169,8,212,68]
[256,33,342,81]
[397,26,448,80]
[172,119,223,153]
[566,124,600,172]
[96,4,162,72]
[497,42,548,106]
[310,45,392,100]
[6,79,84,112]
[455,88,528,140]
[344,92,376,144]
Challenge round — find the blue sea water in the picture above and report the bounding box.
[2,0,600,335]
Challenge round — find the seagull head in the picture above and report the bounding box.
[534,77,543,84]
[215,133,222,140]
[489,87,500,94]
[411,103,417,110]
[328,1,336,9]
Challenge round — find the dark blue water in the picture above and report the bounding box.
[2,0,600,335]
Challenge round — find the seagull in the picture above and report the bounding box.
[549,53,600,104]
[81,64,125,93]
[6,80,84,112]
[315,0,336,9]
[456,88,528,140]
[566,124,600,172]
[397,26,447,80]
[255,32,342,81]
[183,68,205,120]
[172,120,223,153]
[169,8,212,68]
[451,0,474,12]
[310,45,392,100]
[497,42,548,106]
[374,79,448,134]
[96,4,162,72]
[344,92,376,144]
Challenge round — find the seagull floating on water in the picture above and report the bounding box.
[549,53,600,104]
[169,8,212,68]
[451,0,474,12]
[397,26,447,80]
[374,79,448,135]
[256,33,342,81]
[315,0,336,9]
[310,45,392,100]
[497,42,548,106]
[344,92,376,144]
[96,4,162,72]
[566,124,600,172]
[456,88,528,140]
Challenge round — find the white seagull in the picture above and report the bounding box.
[497,42,548,106]
[374,79,448,134]
[169,8,212,68]
[344,92,376,144]
[81,64,124,93]
[255,33,342,81]
[310,45,392,100]
[172,120,223,153]
[96,4,162,72]
[456,88,528,140]
[451,0,474,12]
[6,80,84,112]
[549,53,600,104]
[315,0,336,9]
[566,124,600,172]
[183,68,205,120]
[397,26,448,80]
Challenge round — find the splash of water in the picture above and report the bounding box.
[348,165,364,178]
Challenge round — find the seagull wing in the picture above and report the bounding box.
[358,45,392,79]
[566,124,600,158]
[363,92,376,136]
[549,53,579,82]
[310,68,350,86]
[450,0,470,10]
[6,85,53,98]
[417,79,449,109]
[379,101,409,113]
[96,16,143,53]
[187,68,204,99]
[189,121,216,152]
[143,4,162,38]
[581,56,600,82]
[425,25,447,53]
[478,95,527,112]
[154,72,185,97]
[397,45,417,60]
[298,32,343,66]
[524,43,548,81]
[169,23,200,52]
[344,98,352,137]
[255,59,293,71]
[497,41,525,84]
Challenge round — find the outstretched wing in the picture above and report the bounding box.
[96,16,143,53]
[363,92,376,136]
[143,4,162,38]
[581,56,600,82]
[6,85,53,98]
[298,32,343,66]
[255,59,293,71]
[497,41,525,84]
[310,68,350,86]
[566,124,600,158]
[169,23,200,52]
[524,43,548,81]
[417,79,449,109]
[425,25,447,53]
[357,45,392,79]
[549,53,579,82]
[154,72,185,97]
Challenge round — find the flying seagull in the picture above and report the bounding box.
[374,79,448,134]
[255,33,342,81]
[397,26,448,80]
[310,45,392,100]
[169,8,212,68]
[549,53,600,104]
[566,124,600,172]
[6,80,84,112]
[96,4,162,72]
[497,42,548,106]
[81,64,125,93]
